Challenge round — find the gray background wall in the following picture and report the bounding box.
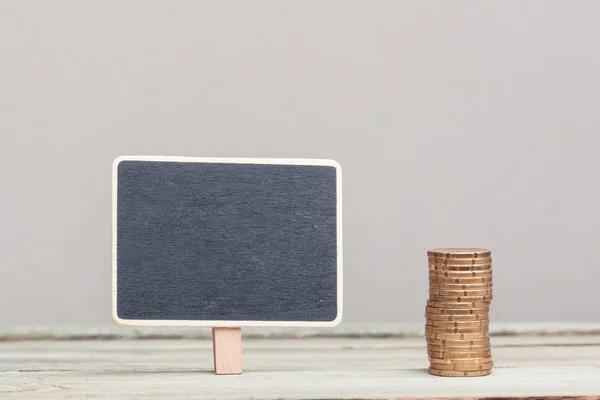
[1,1,599,328]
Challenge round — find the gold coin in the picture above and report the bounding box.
[425,319,489,327]
[429,357,493,365]
[428,367,491,377]
[426,338,490,346]
[425,313,487,321]
[429,265,492,271]
[429,265,492,272]
[432,276,492,285]
[427,300,490,309]
[429,290,492,298]
[428,362,494,373]
[427,362,455,371]
[426,319,489,327]
[429,287,493,295]
[429,288,493,294]
[429,256,491,263]
[427,340,490,347]
[427,350,492,358]
[427,248,491,259]
[429,288,493,296]
[429,363,494,373]
[429,270,492,277]
[430,277,493,285]
[425,314,488,323]
[452,362,494,372]
[429,259,492,267]
[429,270,492,278]
[426,331,489,340]
[427,344,491,353]
[430,281,492,287]
[429,267,492,273]
[429,294,493,302]
[430,278,493,284]
[425,311,489,319]
[425,306,489,315]
[427,257,492,267]
[426,326,487,334]
[427,350,492,359]
[429,282,492,290]
[426,340,490,347]
[426,325,488,333]
[427,345,492,358]
[429,274,492,281]
[428,351,492,357]
[429,267,491,274]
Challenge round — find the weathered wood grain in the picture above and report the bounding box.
[3,323,600,341]
[1,335,599,399]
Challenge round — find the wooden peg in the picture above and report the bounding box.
[212,327,242,374]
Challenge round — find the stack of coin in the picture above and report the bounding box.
[425,248,493,377]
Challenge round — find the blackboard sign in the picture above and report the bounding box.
[112,156,342,327]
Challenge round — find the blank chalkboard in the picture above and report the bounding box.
[112,156,342,327]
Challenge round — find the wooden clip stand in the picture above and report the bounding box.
[212,328,243,375]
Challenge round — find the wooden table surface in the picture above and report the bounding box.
[1,325,599,399]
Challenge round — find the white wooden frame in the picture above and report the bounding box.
[112,156,343,328]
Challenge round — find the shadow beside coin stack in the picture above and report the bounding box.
[426,248,493,377]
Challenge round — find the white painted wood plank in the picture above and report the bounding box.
[1,336,599,399]
[1,367,599,400]
[2,322,600,340]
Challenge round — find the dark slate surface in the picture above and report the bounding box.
[116,161,338,322]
